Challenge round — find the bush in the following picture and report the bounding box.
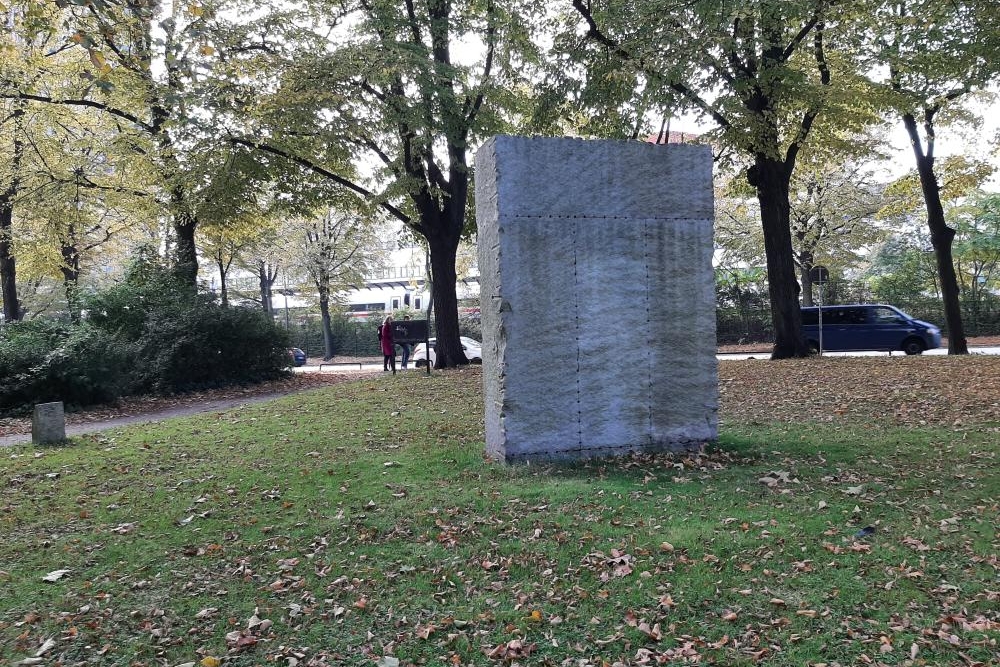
[0,254,292,415]
[136,303,290,393]
[0,320,138,414]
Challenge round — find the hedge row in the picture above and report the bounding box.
[0,260,291,417]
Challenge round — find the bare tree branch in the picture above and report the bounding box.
[0,92,154,132]
[229,135,412,225]
[570,0,731,130]
[785,23,831,175]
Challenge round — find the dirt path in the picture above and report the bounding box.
[0,371,375,448]
[0,393,304,447]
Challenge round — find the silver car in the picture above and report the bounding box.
[412,337,482,366]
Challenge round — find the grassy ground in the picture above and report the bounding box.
[1,360,998,666]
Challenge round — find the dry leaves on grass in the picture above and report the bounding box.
[719,356,1000,428]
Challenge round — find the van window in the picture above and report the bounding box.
[802,309,818,326]
[826,307,868,325]
[872,306,901,323]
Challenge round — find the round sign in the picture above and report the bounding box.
[809,265,829,284]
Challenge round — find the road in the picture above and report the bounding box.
[299,346,1000,371]
[716,345,1000,361]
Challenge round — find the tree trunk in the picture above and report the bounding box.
[800,269,814,307]
[319,286,334,360]
[60,240,81,322]
[903,114,967,354]
[217,258,229,307]
[172,208,198,287]
[258,260,274,318]
[0,196,20,323]
[426,231,467,368]
[0,103,24,323]
[800,251,815,307]
[749,155,810,359]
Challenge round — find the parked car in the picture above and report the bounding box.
[289,347,307,367]
[801,304,941,355]
[412,337,482,367]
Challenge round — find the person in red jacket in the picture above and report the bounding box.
[379,315,396,374]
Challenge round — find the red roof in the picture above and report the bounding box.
[645,130,702,145]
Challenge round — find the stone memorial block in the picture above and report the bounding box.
[475,136,717,462]
[32,401,66,444]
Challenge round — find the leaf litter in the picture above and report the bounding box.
[2,363,998,665]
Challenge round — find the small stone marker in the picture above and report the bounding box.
[32,401,66,444]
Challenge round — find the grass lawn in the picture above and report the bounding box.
[2,359,998,666]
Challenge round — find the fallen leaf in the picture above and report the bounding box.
[34,638,56,656]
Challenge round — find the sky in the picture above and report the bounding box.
[667,96,1000,189]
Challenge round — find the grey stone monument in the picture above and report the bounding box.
[32,401,66,444]
[475,136,717,462]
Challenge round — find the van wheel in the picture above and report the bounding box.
[807,340,820,354]
[902,337,925,355]
[415,359,426,368]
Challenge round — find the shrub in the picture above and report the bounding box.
[0,320,138,414]
[136,304,290,393]
[0,253,292,415]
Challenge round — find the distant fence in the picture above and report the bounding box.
[284,315,483,359]
[283,295,999,354]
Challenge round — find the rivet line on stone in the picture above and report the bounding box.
[574,222,582,448]
[511,214,704,221]
[645,220,653,438]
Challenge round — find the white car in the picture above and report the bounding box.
[412,337,482,367]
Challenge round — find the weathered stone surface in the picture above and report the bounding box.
[32,401,66,445]
[476,136,717,462]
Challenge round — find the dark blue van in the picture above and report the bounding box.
[801,304,941,355]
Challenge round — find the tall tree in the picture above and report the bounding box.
[562,0,876,358]
[952,193,1000,305]
[0,1,49,322]
[866,0,1000,354]
[199,216,260,308]
[287,209,382,360]
[2,0,238,286]
[787,161,886,304]
[2,2,160,319]
[717,159,887,306]
[220,0,539,367]
[0,98,25,322]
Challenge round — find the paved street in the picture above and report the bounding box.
[716,345,1000,361]
[298,346,1000,371]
